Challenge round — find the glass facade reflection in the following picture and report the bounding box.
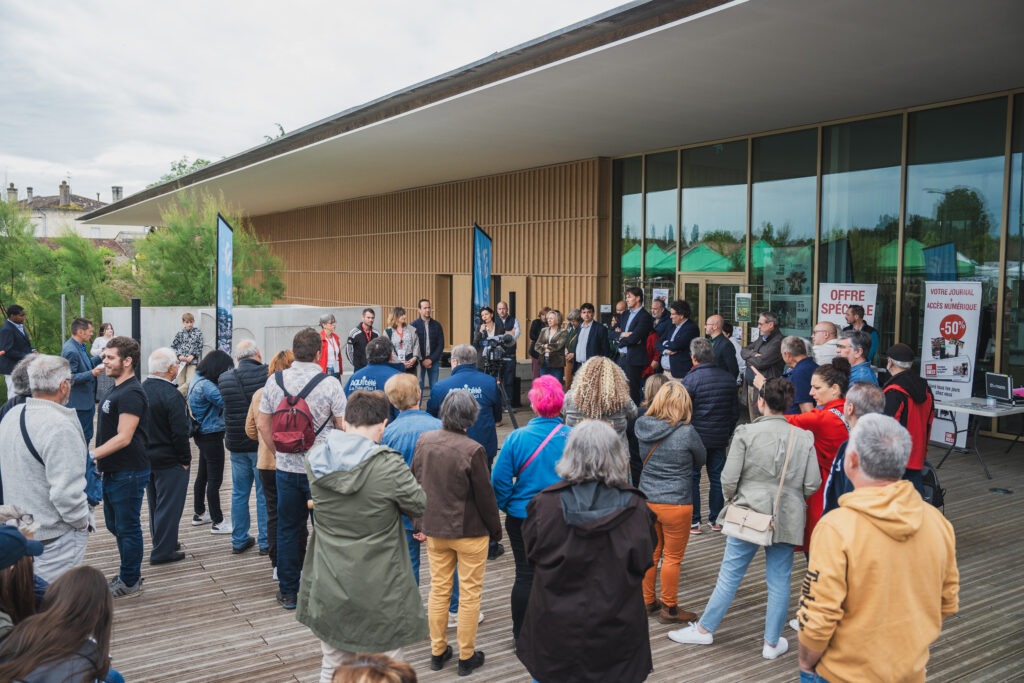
[751,130,817,336]
[1001,94,1024,433]
[612,156,642,295]
[821,115,902,363]
[680,141,747,273]
[644,152,678,293]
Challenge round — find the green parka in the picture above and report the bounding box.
[296,430,427,652]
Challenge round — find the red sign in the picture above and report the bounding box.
[939,314,967,340]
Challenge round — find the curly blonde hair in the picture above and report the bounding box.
[569,356,632,419]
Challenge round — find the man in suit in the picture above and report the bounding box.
[613,287,653,404]
[0,305,35,397]
[61,317,104,443]
[567,302,610,373]
[705,314,739,381]
[657,300,700,379]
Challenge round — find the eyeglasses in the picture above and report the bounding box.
[3,514,34,527]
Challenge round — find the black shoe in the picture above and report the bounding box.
[175,542,182,551]
[430,645,453,671]
[487,544,504,561]
[232,537,256,554]
[259,546,270,556]
[458,651,485,676]
[276,591,297,610]
[149,551,185,565]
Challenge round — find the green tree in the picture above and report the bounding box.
[135,192,284,307]
[147,156,212,188]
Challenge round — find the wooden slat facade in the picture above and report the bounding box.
[250,159,611,345]
[86,413,1024,682]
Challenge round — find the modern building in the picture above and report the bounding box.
[84,0,1024,408]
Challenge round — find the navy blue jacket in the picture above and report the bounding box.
[61,337,101,411]
[658,319,699,378]
[822,441,852,515]
[410,317,445,365]
[653,313,672,339]
[682,363,739,449]
[572,322,611,366]
[345,363,402,420]
[711,333,739,381]
[427,364,501,460]
[0,320,32,375]
[614,307,653,368]
[220,358,269,452]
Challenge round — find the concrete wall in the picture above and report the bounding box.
[100,304,377,376]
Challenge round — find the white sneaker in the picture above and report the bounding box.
[191,512,211,526]
[763,636,788,660]
[667,622,713,645]
[211,518,232,535]
[272,567,278,581]
[447,610,485,628]
[789,618,800,631]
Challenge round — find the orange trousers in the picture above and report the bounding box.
[642,502,693,607]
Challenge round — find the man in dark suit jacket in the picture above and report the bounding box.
[60,317,103,442]
[0,305,34,396]
[568,302,611,373]
[657,300,700,379]
[613,287,653,404]
[705,314,739,381]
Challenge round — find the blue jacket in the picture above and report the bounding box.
[491,417,569,519]
[188,375,225,434]
[822,441,852,515]
[345,363,402,419]
[682,362,739,448]
[657,319,699,378]
[849,361,878,386]
[0,319,33,375]
[410,317,445,365]
[711,333,739,380]
[427,364,501,460]
[61,337,101,411]
[785,356,818,414]
[383,409,442,530]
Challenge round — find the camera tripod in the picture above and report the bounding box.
[484,358,519,430]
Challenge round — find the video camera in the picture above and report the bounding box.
[481,334,516,367]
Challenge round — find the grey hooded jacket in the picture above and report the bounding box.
[634,417,706,505]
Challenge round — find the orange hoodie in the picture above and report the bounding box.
[798,480,959,683]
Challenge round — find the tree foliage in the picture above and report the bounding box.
[134,192,284,307]
[147,156,212,188]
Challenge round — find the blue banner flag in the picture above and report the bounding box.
[472,224,492,341]
[216,214,234,353]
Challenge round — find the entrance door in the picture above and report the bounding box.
[677,272,748,327]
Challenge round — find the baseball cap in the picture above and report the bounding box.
[0,526,44,570]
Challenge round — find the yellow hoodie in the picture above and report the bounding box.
[797,480,959,683]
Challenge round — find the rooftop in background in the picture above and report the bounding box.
[82,0,1024,227]
[6,181,146,240]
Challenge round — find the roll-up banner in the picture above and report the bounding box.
[471,224,492,340]
[921,281,982,447]
[216,214,234,354]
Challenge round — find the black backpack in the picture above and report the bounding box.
[921,460,945,512]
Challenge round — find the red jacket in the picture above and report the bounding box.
[319,330,342,374]
[787,398,848,549]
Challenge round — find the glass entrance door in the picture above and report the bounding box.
[677,272,748,329]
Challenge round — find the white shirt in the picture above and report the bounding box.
[576,322,593,364]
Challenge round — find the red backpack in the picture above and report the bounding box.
[271,371,330,453]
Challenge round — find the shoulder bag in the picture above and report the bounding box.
[517,424,565,476]
[720,428,796,546]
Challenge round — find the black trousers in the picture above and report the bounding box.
[147,465,189,561]
[193,431,226,523]
[623,363,644,405]
[505,515,534,640]
[258,468,279,567]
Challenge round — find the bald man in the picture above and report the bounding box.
[705,315,738,380]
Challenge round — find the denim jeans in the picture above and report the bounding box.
[102,469,150,587]
[406,529,458,612]
[418,362,439,392]
[76,407,95,444]
[539,363,563,383]
[691,446,726,525]
[230,451,268,550]
[799,671,829,683]
[698,536,794,646]
[276,470,311,596]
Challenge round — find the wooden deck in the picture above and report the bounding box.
[84,410,1024,682]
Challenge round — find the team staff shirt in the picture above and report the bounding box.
[259,361,347,474]
[96,376,150,472]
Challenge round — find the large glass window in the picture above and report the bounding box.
[1001,95,1024,432]
[751,129,817,336]
[680,140,747,273]
[904,98,1006,392]
[820,115,902,363]
[613,157,643,294]
[644,152,678,295]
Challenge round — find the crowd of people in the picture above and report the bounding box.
[0,292,961,682]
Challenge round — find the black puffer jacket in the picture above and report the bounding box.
[220,358,269,451]
[682,362,740,449]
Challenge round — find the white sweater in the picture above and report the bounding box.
[0,399,89,541]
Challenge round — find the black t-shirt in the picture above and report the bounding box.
[96,376,150,472]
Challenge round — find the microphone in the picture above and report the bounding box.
[499,334,516,348]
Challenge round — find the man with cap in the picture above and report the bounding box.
[882,343,934,497]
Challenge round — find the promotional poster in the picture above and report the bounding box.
[216,214,234,354]
[921,281,982,447]
[816,283,878,328]
[472,224,492,339]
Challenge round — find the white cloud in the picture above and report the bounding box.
[0,0,624,202]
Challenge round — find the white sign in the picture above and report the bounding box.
[652,288,669,305]
[921,281,982,447]
[817,283,878,327]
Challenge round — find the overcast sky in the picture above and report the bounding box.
[0,1,625,204]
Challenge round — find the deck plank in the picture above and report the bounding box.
[81,409,1024,682]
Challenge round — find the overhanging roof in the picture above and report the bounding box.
[84,0,1024,226]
